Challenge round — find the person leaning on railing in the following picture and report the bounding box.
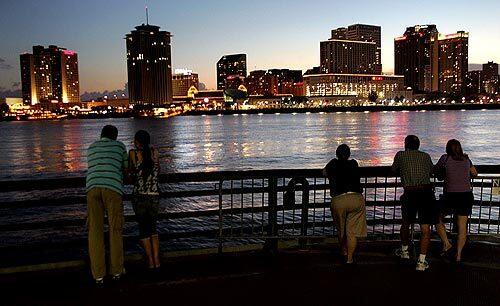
[323,144,367,264]
[127,130,161,270]
[391,135,436,271]
[86,125,128,285]
[434,139,478,263]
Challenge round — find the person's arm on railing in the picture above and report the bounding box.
[391,152,401,175]
[468,157,478,178]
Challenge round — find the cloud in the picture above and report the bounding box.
[0,58,13,70]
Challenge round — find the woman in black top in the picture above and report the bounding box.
[323,144,367,264]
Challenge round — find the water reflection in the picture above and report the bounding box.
[0,110,499,179]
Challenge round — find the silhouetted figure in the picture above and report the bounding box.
[86,125,128,285]
[391,135,436,271]
[128,130,161,269]
[434,139,478,263]
[323,144,367,264]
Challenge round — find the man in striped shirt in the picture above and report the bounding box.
[86,125,128,285]
[392,135,436,271]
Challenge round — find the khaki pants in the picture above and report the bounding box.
[331,192,367,240]
[87,187,124,279]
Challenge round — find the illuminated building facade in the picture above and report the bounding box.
[172,69,199,96]
[482,61,499,94]
[465,70,483,95]
[245,69,304,96]
[216,54,247,90]
[331,24,382,74]
[20,45,80,105]
[394,25,439,92]
[126,24,173,106]
[395,26,469,94]
[435,32,469,94]
[320,39,377,74]
[304,74,405,99]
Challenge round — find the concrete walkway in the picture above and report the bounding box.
[1,241,499,306]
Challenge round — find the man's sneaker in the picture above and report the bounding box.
[416,260,429,271]
[95,277,104,287]
[395,248,410,259]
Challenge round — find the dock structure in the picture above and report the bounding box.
[0,166,499,305]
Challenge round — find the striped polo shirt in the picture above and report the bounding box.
[86,137,128,195]
[391,149,434,187]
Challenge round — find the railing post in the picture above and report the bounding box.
[265,177,278,252]
[218,180,224,254]
[299,181,309,248]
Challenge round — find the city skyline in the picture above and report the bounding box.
[1,0,500,93]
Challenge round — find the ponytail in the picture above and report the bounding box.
[134,130,153,180]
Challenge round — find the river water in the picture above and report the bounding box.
[0,110,499,250]
[1,110,499,179]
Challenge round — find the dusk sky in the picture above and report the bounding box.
[0,0,499,93]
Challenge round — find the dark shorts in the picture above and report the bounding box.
[441,191,474,216]
[132,195,160,239]
[401,189,438,225]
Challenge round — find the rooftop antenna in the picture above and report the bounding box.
[145,5,149,25]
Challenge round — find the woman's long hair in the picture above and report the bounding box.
[446,139,465,161]
[135,130,153,180]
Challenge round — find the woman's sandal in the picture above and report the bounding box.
[440,246,453,257]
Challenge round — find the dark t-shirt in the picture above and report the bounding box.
[324,159,362,197]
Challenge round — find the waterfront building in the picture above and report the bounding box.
[466,70,483,95]
[395,25,469,94]
[216,54,247,90]
[245,69,304,96]
[394,25,439,92]
[331,24,382,74]
[126,23,173,106]
[320,39,378,75]
[482,61,499,94]
[303,73,405,102]
[172,69,199,96]
[435,32,469,94]
[20,45,80,105]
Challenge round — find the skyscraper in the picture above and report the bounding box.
[126,23,173,106]
[482,61,499,94]
[436,32,469,94]
[331,24,382,74]
[321,24,380,75]
[20,45,80,105]
[394,25,439,92]
[216,54,247,90]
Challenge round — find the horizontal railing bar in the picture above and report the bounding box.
[1,165,498,192]
[1,198,498,232]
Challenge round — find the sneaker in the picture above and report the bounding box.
[95,277,104,287]
[395,248,410,259]
[416,260,429,271]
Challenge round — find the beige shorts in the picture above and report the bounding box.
[331,192,367,239]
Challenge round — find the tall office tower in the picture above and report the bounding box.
[394,25,439,92]
[172,69,199,96]
[320,39,377,74]
[20,45,80,105]
[343,24,382,74]
[126,23,173,106]
[216,54,247,90]
[482,61,499,94]
[436,32,469,94]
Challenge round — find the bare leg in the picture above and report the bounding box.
[140,238,154,268]
[456,216,468,262]
[436,214,452,252]
[151,234,161,268]
[400,221,410,246]
[419,224,431,255]
[346,235,357,263]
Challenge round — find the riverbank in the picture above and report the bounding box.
[183,102,500,116]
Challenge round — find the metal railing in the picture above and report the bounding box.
[0,165,499,255]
